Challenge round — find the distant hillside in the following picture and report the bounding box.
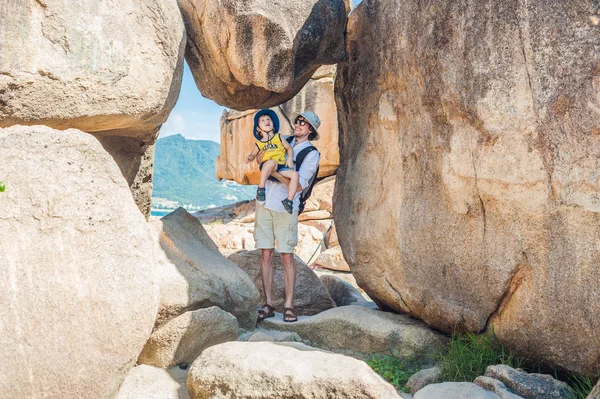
[152,134,255,211]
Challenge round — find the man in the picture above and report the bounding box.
[254,110,321,323]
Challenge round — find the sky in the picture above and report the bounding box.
[158,0,363,143]
[159,62,225,143]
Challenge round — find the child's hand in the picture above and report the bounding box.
[245,154,255,164]
[286,159,294,169]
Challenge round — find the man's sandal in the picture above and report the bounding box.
[257,303,275,321]
[281,198,293,214]
[283,307,298,323]
[256,188,266,202]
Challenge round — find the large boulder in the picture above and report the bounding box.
[261,305,447,362]
[484,365,574,399]
[138,306,238,369]
[187,341,401,399]
[334,0,600,374]
[0,0,185,217]
[303,175,335,214]
[406,367,443,395]
[117,365,188,399]
[216,68,340,185]
[0,0,184,137]
[177,0,347,110]
[313,246,351,271]
[193,200,256,224]
[474,376,528,399]
[319,275,365,306]
[228,250,335,315]
[151,208,260,330]
[0,125,158,399]
[94,136,156,218]
[414,382,501,399]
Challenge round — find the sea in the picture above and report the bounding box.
[150,209,172,218]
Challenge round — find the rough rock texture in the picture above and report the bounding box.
[187,341,401,399]
[151,208,260,330]
[117,365,189,399]
[0,0,185,217]
[406,367,443,395]
[95,135,156,218]
[194,200,256,224]
[178,0,347,110]
[138,306,238,369]
[319,275,365,306]
[261,305,447,362]
[0,125,158,399]
[228,250,335,315]
[204,222,256,253]
[216,70,340,185]
[414,382,501,399]
[243,328,302,343]
[313,268,370,299]
[0,0,185,138]
[313,246,351,271]
[485,365,574,399]
[295,223,326,264]
[304,176,335,213]
[335,0,600,374]
[299,210,332,222]
[474,376,525,399]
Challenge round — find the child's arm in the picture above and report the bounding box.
[245,146,259,164]
[281,138,294,169]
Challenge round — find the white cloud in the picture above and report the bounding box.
[159,111,186,137]
[158,108,223,143]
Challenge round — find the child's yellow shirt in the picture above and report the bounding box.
[255,133,286,165]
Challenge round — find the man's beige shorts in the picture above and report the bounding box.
[254,204,298,253]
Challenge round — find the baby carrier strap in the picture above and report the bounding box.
[286,136,320,214]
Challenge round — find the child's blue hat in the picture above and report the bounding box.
[253,109,279,140]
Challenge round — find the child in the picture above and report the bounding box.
[245,109,299,214]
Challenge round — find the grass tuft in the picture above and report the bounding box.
[366,332,598,398]
[436,332,522,382]
[365,356,419,393]
[568,373,597,399]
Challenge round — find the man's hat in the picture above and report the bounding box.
[291,111,321,141]
[253,109,280,140]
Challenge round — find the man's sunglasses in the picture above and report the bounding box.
[294,118,308,126]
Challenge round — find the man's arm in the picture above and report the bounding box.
[270,150,319,191]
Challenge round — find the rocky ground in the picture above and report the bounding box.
[120,206,587,399]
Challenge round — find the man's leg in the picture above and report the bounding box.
[280,252,296,309]
[273,209,299,322]
[260,248,275,306]
[254,203,276,319]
